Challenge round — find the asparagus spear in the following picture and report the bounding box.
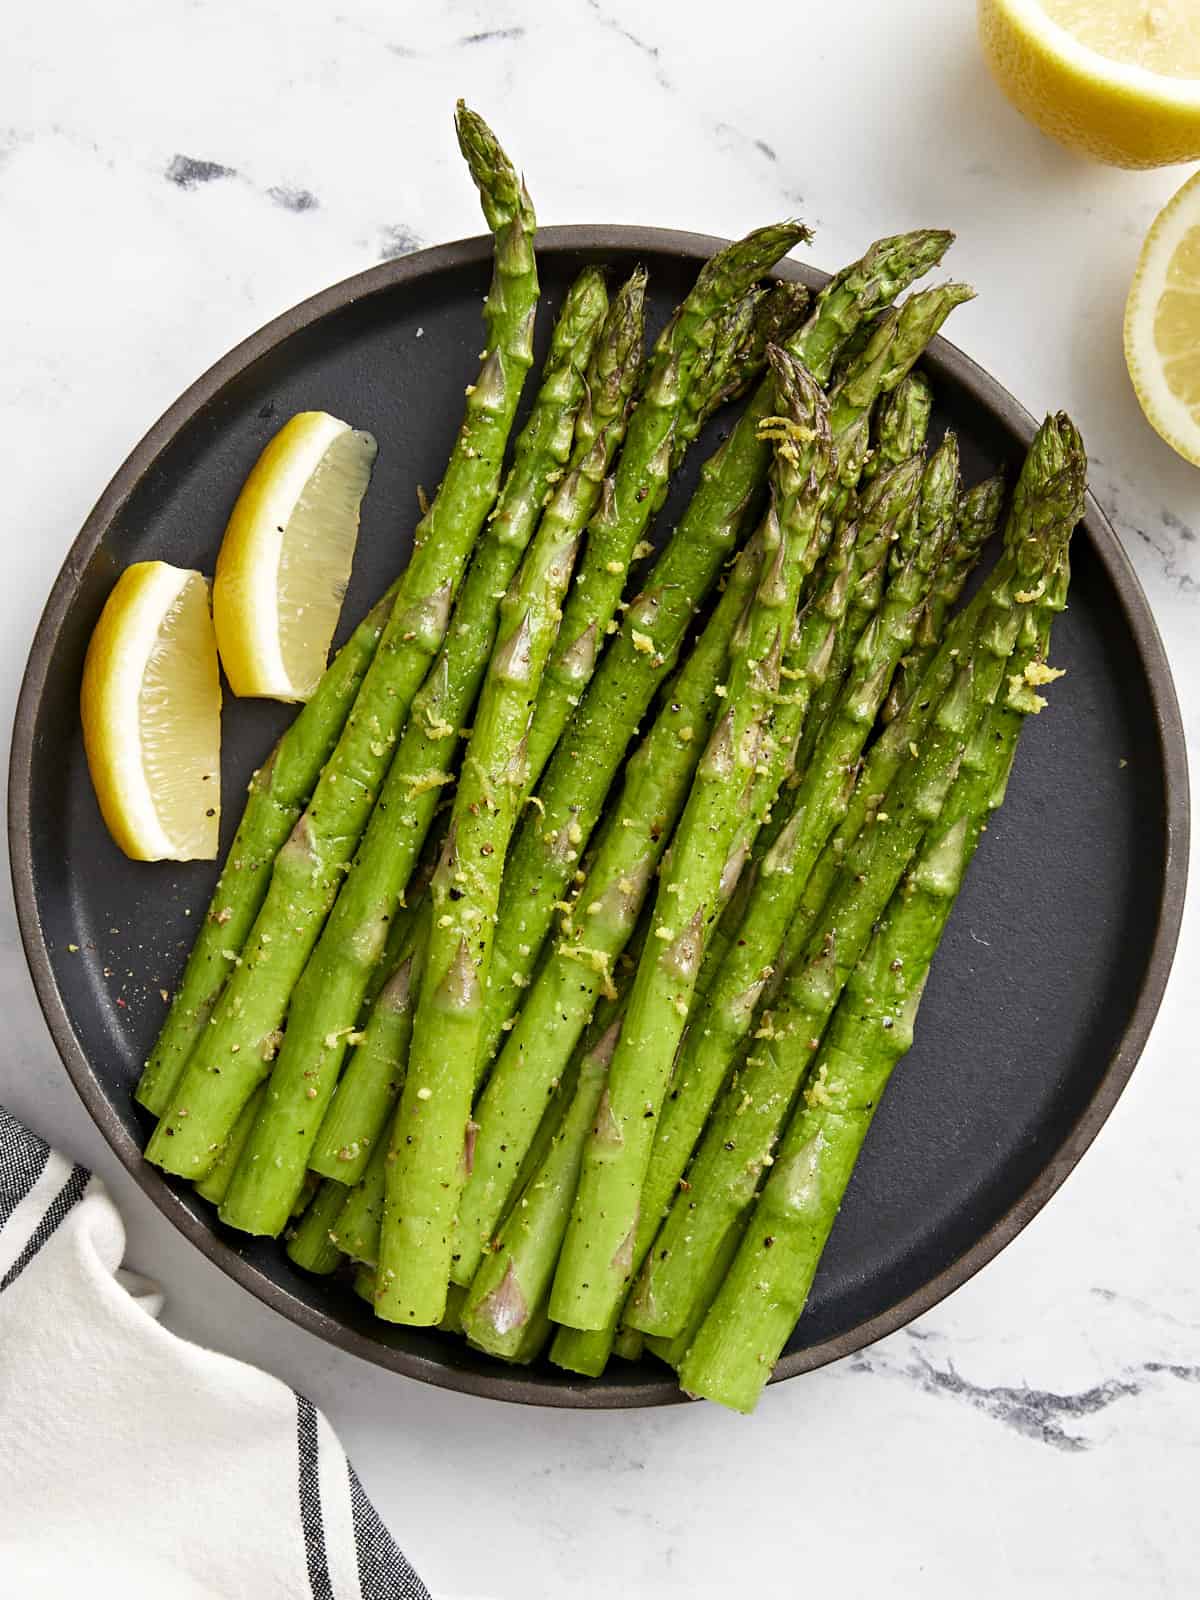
[215,273,626,1231]
[643,1215,748,1371]
[520,222,811,799]
[627,419,1084,1339]
[461,1017,622,1361]
[307,903,430,1186]
[880,473,1004,724]
[136,586,398,1115]
[461,357,868,1300]
[623,440,965,1271]
[285,1178,349,1276]
[553,413,948,1335]
[549,352,835,1333]
[626,447,936,1227]
[677,280,812,452]
[147,104,540,1181]
[864,371,934,481]
[479,252,962,1078]
[776,436,1079,1002]
[372,309,674,1324]
[451,530,768,1287]
[546,503,854,1379]
[680,535,1073,1410]
[330,1135,389,1266]
[496,305,968,1359]
[192,1084,265,1206]
[545,477,912,1373]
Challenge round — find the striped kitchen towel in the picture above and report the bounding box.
[0,1104,431,1600]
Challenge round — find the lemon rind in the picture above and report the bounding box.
[1125,170,1200,468]
[82,561,206,860]
[214,410,352,699]
[994,0,1200,109]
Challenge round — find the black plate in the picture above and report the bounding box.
[9,227,1189,1408]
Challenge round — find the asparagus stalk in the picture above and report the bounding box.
[626,449,937,1246]
[547,357,960,1369]
[330,1135,388,1266]
[679,536,1074,1410]
[776,434,1080,999]
[371,300,662,1325]
[623,440,964,1279]
[880,473,1004,724]
[677,280,812,454]
[136,586,398,1114]
[627,419,1084,1339]
[450,530,768,1287]
[553,416,947,1336]
[479,247,962,1077]
[192,1084,265,1206]
[520,222,811,799]
[864,371,934,481]
[285,1178,349,1276]
[508,302,968,1359]
[549,352,835,1333]
[147,104,540,1181]
[643,1215,748,1371]
[307,902,430,1186]
[784,376,943,782]
[216,272,626,1230]
[461,1018,623,1360]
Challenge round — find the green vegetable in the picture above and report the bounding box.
[148,104,540,1184]
[626,416,1085,1341]
[679,512,1074,1411]
[285,1178,349,1276]
[881,473,1005,724]
[451,529,767,1289]
[191,1083,265,1206]
[461,1017,622,1361]
[307,903,429,1187]
[373,286,648,1324]
[478,236,961,1083]
[550,352,834,1333]
[215,271,625,1233]
[136,588,397,1115]
[520,222,812,802]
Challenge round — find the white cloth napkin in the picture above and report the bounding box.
[0,1104,431,1600]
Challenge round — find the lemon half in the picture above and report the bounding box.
[1125,168,1200,466]
[214,411,378,701]
[81,562,222,861]
[979,0,1200,169]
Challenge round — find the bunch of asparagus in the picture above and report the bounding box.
[137,103,1086,1413]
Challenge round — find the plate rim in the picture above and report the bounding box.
[8,223,1191,1409]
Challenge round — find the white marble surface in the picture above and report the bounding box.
[4,2,1199,1595]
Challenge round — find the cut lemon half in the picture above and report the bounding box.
[1125,168,1200,466]
[978,0,1200,169]
[213,411,377,701]
[81,562,222,861]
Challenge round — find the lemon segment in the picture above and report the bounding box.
[1125,169,1200,466]
[81,562,222,861]
[214,411,378,701]
[978,0,1200,169]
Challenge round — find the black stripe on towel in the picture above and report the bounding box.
[349,1460,431,1600]
[0,1104,51,1230]
[297,1393,335,1600]
[0,1161,89,1292]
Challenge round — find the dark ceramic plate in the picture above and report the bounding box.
[9,228,1189,1407]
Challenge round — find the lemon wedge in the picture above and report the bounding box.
[978,0,1200,169]
[213,411,377,701]
[1125,168,1200,466]
[81,562,222,861]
